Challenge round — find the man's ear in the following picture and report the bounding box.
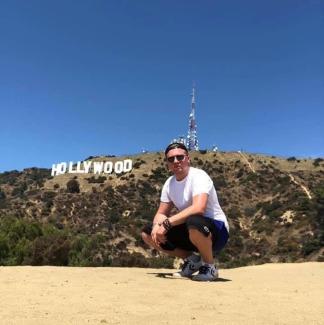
[165,161,171,171]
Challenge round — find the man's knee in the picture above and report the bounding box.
[141,224,153,242]
[186,215,212,238]
[141,231,151,243]
[188,227,208,242]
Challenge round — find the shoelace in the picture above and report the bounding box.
[181,260,190,271]
[198,265,211,274]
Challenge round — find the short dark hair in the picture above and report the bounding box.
[164,142,189,156]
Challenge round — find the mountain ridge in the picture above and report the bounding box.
[0,150,323,268]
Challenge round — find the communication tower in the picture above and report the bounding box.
[187,86,199,151]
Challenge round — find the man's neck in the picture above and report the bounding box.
[175,167,190,181]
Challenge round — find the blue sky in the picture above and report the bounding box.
[0,0,323,172]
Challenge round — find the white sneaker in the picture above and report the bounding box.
[192,264,218,281]
[173,256,202,278]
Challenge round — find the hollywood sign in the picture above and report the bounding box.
[51,159,133,176]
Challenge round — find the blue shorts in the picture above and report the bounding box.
[142,215,229,255]
[187,216,229,254]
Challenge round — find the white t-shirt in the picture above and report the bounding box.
[161,167,229,232]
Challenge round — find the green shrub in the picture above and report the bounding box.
[146,256,174,268]
[0,171,21,185]
[86,176,107,184]
[313,158,323,167]
[302,239,321,256]
[0,234,9,262]
[0,189,6,200]
[66,179,80,193]
[11,182,27,197]
[31,234,70,266]
[212,176,227,189]
[68,235,105,266]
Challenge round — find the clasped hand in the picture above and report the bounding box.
[151,221,168,247]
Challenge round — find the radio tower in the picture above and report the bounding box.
[187,85,199,151]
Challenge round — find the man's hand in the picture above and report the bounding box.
[151,202,173,248]
[151,223,167,247]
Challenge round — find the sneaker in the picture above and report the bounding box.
[173,257,202,278]
[192,264,218,281]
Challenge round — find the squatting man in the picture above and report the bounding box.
[142,143,229,281]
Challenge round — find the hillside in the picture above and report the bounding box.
[0,151,323,268]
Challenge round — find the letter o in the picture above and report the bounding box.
[115,161,124,174]
[123,159,133,173]
[104,162,113,174]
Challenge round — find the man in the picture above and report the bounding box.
[142,142,229,281]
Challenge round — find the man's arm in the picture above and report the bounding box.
[151,201,174,245]
[153,201,174,223]
[168,193,208,226]
[154,193,208,240]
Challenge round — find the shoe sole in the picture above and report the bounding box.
[172,272,194,279]
[191,277,218,282]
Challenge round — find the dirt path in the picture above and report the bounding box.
[238,151,256,173]
[0,263,323,324]
[288,173,312,199]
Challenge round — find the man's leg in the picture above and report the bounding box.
[188,228,213,264]
[186,216,220,281]
[141,231,192,259]
[141,227,202,278]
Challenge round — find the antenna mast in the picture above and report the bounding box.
[187,84,199,151]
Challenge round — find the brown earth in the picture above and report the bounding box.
[0,262,323,324]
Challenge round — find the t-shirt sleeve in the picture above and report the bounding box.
[192,170,213,196]
[160,180,171,202]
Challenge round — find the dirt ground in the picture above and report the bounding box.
[0,262,323,324]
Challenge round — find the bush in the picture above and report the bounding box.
[0,234,9,262]
[302,239,321,256]
[11,182,27,197]
[213,176,227,189]
[0,190,6,200]
[68,235,105,266]
[146,256,174,268]
[0,170,21,185]
[243,173,258,183]
[197,159,204,166]
[236,168,244,179]
[66,179,80,193]
[313,158,323,167]
[86,176,107,184]
[31,234,70,266]
[149,167,168,183]
[244,206,257,217]
[0,217,43,265]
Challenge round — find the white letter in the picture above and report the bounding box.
[83,161,92,173]
[51,163,60,176]
[93,161,104,174]
[115,161,124,174]
[123,159,133,173]
[58,162,67,175]
[68,161,77,173]
[76,161,84,173]
[103,161,113,174]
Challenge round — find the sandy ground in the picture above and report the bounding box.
[0,262,323,325]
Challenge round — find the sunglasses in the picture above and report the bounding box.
[166,155,186,163]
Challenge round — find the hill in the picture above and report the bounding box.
[0,151,323,267]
